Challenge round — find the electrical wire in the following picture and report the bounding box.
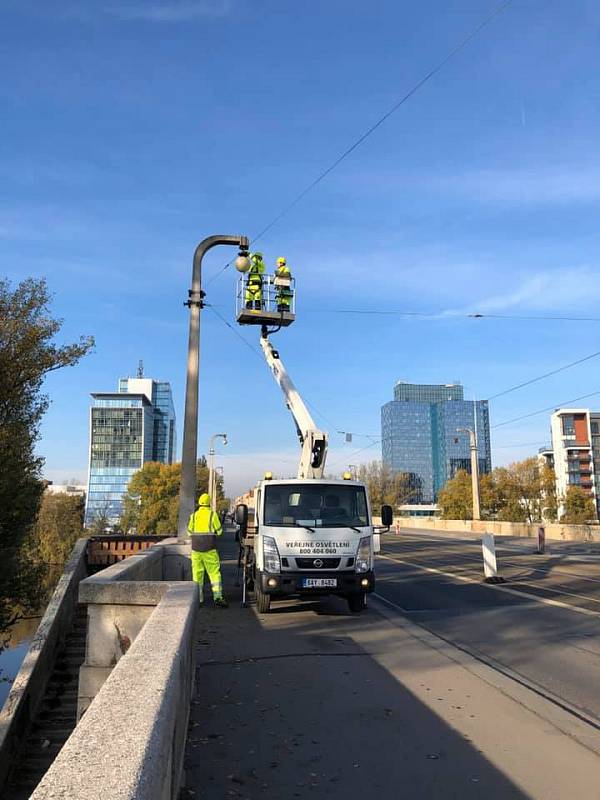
[492,390,600,429]
[206,0,514,286]
[206,305,263,360]
[206,306,359,437]
[328,439,382,470]
[306,309,600,322]
[487,348,600,401]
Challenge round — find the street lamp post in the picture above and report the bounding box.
[208,434,227,513]
[457,427,480,521]
[214,466,224,511]
[177,234,249,540]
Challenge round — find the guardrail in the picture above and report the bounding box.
[87,534,171,567]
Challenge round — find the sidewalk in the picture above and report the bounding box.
[181,539,600,800]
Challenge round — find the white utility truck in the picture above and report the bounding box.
[235,327,392,614]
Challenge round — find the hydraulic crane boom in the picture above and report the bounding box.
[260,331,328,479]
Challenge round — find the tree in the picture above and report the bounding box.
[120,458,227,535]
[86,501,113,536]
[355,461,423,510]
[540,463,558,522]
[493,458,543,523]
[560,486,596,524]
[28,493,85,565]
[0,278,93,633]
[437,470,472,520]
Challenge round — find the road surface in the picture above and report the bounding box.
[181,531,600,799]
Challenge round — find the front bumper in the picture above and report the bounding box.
[257,569,375,596]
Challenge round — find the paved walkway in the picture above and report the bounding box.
[181,536,600,800]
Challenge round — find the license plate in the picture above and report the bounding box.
[302,578,337,588]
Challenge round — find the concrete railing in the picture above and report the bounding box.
[395,517,600,542]
[76,539,191,718]
[29,537,197,800]
[0,538,88,791]
[31,582,197,800]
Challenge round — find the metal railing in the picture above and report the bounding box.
[236,275,296,317]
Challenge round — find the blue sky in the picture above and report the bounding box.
[3,0,600,496]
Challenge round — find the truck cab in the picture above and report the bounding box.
[238,477,392,614]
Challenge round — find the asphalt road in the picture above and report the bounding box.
[182,532,600,800]
[376,530,600,725]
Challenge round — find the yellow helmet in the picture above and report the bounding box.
[276,257,286,266]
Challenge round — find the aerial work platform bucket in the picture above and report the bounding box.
[236,275,296,327]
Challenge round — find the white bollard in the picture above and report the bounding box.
[482,532,503,583]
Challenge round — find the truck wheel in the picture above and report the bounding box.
[256,585,272,614]
[347,593,366,613]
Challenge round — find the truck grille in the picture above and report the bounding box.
[295,558,341,569]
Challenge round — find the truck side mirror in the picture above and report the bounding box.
[381,505,393,529]
[235,503,248,532]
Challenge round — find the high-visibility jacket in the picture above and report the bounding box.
[188,496,223,552]
[275,264,291,279]
[248,261,265,285]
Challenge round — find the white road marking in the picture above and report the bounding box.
[377,553,600,618]
[385,533,600,585]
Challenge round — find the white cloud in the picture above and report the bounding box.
[454,266,600,315]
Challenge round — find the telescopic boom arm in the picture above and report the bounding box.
[260,332,328,479]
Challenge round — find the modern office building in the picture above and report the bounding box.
[545,409,600,520]
[381,381,491,504]
[84,375,177,528]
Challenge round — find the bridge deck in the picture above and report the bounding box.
[182,535,600,800]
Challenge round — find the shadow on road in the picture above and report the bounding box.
[182,539,531,800]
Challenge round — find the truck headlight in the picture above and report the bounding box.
[355,536,371,573]
[263,535,281,574]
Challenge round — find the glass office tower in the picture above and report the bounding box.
[85,377,177,528]
[381,382,491,504]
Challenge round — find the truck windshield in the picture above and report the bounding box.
[264,484,369,528]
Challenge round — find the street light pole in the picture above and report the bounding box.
[458,427,480,521]
[208,433,227,514]
[177,235,249,540]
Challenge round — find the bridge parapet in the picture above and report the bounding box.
[30,536,196,800]
[77,538,191,718]
[31,581,196,800]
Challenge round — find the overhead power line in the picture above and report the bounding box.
[206,0,514,286]
[492,390,600,429]
[306,309,600,323]
[487,348,600,401]
[206,305,263,360]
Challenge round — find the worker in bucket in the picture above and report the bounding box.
[245,252,265,310]
[188,493,228,608]
[274,256,293,312]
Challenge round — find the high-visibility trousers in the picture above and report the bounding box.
[245,284,262,303]
[190,549,223,600]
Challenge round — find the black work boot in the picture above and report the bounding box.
[214,597,228,609]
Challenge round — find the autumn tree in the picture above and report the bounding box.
[560,486,597,524]
[540,463,558,522]
[493,458,544,523]
[355,462,422,510]
[29,492,85,565]
[437,470,472,520]
[0,278,93,633]
[120,457,227,535]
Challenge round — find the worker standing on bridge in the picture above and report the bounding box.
[274,256,293,312]
[188,493,228,608]
[245,252,265,310]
